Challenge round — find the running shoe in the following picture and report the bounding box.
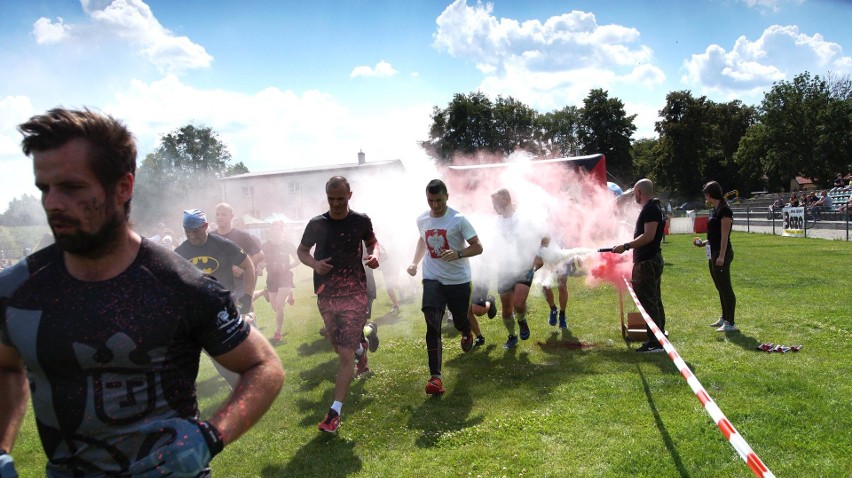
[518,320,531,340]
[503,335,519,349]
[709,317,725,327]
[558,314,568,329]
[716,321,739,332]
[364,322,379,352]
[486,295,497,319]
[636,341,664,353]
[425,377,445,395]
[473,335,486,348]
[460,334,474,352]
[318,409,340,433]
[271,333,282,345]
[390,305,400,314]
[548,308,558,326]
[355,350,370,377]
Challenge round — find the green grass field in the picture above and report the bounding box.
[11,232,852,477]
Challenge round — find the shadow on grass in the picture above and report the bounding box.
[637,363,691,478]
[297,337,331,357]
[294,360,376,428]
[297,357,338,392]
[372,309,406,327]
[262,433,361,478]
[405,388,484,448]
[722,330,762,351]
[535,327,592,354]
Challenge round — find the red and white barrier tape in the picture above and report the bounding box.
[623,277,775,478]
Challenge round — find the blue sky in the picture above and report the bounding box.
[1,0,850,208]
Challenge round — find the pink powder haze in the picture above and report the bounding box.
[345,151,640,292]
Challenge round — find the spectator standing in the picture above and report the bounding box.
[1,107,283,477]
[694,181,738,332]
[407,179,482,395]
[612,178,667,353]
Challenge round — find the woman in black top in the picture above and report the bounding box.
[693,181,738,332]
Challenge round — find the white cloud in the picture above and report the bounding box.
[31,0,212,73]
[738,0,805,13]
[434,1,656,74]
[32,17,72,44]
[350,60,399,78]
[682,25,852,98]
[433,0,664,109]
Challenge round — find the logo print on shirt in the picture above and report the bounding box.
[73,333,165,425]
[425,229,448,258]
[190,256,220,275]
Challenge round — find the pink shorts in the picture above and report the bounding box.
[317,294,369,350]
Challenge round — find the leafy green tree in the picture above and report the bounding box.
[492,96,540,156]
[578,89,637,185]
[0,194,45,226]
[536,106,580,158]
[704,100,758,192]
[653,91,712,196]
[133,124,245,228]
[734,123,776,191]
[631,137,660,181]
[735,72,851,191]
[421,92,497,163]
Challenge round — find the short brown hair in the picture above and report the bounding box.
[19,108,137,215]
[326,175,350,192]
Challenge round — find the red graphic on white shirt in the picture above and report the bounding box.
[425,229,448,258]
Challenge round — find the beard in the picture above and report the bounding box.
[50,204,124,258]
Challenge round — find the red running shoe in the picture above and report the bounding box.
[355,348,370,377]
[425,376,445,395]
[318,409,340,433]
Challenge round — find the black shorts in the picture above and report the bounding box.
[497,268,534,295]
[422,279,471,320]
[267,268,294,292]
[471,284,489,307]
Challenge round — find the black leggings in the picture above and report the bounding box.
[422,280,471,376]
[709,249,736,324]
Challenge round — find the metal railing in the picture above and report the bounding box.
[735,206,850,241]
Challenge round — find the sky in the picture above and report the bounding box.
[1,0,850,210]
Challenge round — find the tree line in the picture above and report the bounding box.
[421,71,852,199]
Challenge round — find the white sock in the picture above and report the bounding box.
[331,401,343,414]
[355,343,365,356]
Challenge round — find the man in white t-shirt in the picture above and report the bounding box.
[407,179,483,395]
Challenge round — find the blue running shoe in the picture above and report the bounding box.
[559,314,568,329]
[548,308,558,326]
[518,320,531,340]
[503,335,519,349]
